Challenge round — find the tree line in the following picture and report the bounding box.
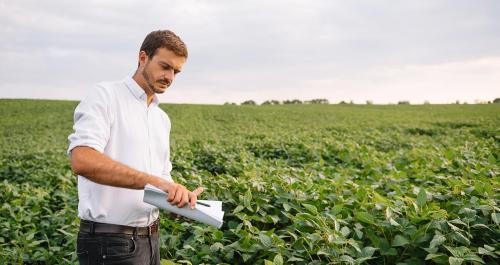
[229,99,330,105]
[226,98,500,106]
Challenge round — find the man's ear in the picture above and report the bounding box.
[138,51,148,68]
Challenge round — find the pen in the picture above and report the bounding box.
[196,201,211,207]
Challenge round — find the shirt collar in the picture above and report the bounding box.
[124,77,159,106]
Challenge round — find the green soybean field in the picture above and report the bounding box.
[0,99,499,264]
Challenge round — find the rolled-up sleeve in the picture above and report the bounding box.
[67,85,112,155]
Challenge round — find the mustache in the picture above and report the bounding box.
[157,79,171,87]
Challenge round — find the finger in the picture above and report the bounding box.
[178,190,189,208]
[189,192,197,209]
[167,184,177,202]
[173,185,184,205]
[192,187,204,196]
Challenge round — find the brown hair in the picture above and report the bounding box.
[139,30,188,59]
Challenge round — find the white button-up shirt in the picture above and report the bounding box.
[67,77,173,227]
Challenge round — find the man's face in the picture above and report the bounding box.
[139,48,186,95]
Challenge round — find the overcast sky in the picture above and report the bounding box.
[1,0,499,104]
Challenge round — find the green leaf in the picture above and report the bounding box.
[416,188,427,208]
[29,240,45,247]
[264,260,274,265]
[360,247,377,258]
[355,211,375,224]
[243,189,252,207]
[423,247,438,254]
[182,244,196,251]
[389,218,400,226]
[458,208,476,218]
[287,256,304,262]
[447,222,462,232]
[478,247,498,258]
[330,204,343,215]
[373,191,389,204]
[425,253,447,262]
[445,245,469,258]
[477,247,490,255]
[26,232,35,241]
[463,254,484,264]
[488,154,497,164]
[347,239,362,252]
[449,257,464,265]
[492,212,500,225]
[233,205,245,213]
[429,233,446,249]
[379,245,398,256]
[339,255,355,264]
[273,253,283,265]
[302,203,318,215]
[392,235,410,247]
[242,253,252,262]
[283,203,291,212]
[471,224,490,230]
[57,228,73,237]
[340,226,351,237]
[259,234,273,248]
[354,228,363,239]
[224,249,235,260]
[317,249,331,256]
[449,219,467,226]
[209,242,224,252]
[161,260,179,265]
[483,244,495,252]
[450,231,470,246]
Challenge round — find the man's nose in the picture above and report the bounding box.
[164,69,175,81]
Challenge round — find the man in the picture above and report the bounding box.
[68,30,202,264]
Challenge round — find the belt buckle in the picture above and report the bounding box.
[148,225,152,235]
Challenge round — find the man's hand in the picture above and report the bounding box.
[158,181,204,209]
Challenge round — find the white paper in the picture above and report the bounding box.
[143,184,224,228]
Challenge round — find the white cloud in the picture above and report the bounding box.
[300,57,500,104]
[1,0,499,103]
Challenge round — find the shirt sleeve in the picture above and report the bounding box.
[67,85,112,155]
[161,159,173,182]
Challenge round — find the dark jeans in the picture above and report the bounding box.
[76,232,160,265]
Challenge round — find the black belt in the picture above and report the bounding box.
[79,219,159,236]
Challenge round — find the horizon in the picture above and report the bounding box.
[1,97,497,106]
